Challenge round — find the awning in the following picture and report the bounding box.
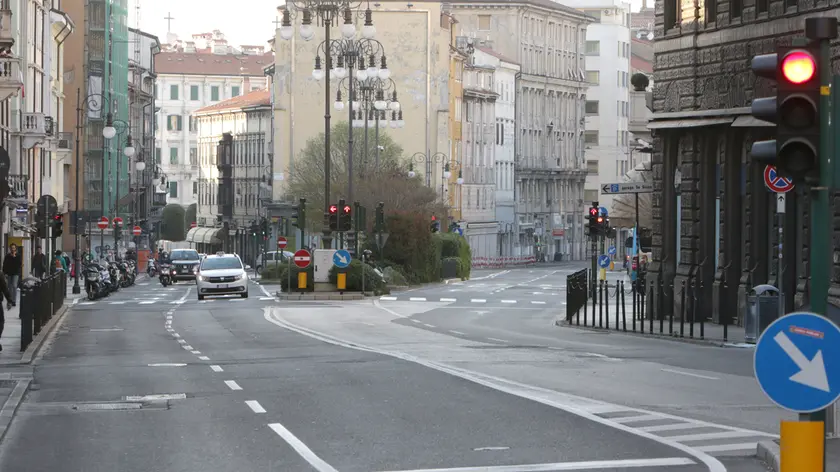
[647,117,734,129]
[731,116,775,128]
[186,226,225,244]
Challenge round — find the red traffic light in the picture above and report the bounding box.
[589,207,598,217]
[597,216,604,224]
[329,205,338,214]
[782,50,816,84]
[53,215,62,220]
[431,215,437,221]
[342,205,351,214]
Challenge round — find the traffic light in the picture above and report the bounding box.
[336,198,352,232]
[35,211,46,239]
[52,214,63,238]
[260,217,269,237]
[249,221,259,237]
[595,215,606,236]
[328,203,339,231]
[750,44,821,184]
[587,202,600,237]
[292,198,306,229]
[375,202,385,232]
[430,215,440,233]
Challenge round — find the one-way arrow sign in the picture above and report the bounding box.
[601,182,654,195]
[777,193,786,214]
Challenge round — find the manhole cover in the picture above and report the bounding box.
[74,403,143,411]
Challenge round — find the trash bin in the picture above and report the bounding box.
[745,284,782,343]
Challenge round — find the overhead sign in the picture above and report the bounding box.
[293,249,311,269]
[598,255,610,269]
[601,182,654,194]
[132,225,142,236]
[277,236,288,249]
[97,216,109,230]
[754,311,840,413]
[608,246,616,255]
[776,194,785,214]
[333,249,351,268]
[764,165,795,193]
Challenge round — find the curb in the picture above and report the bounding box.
[0,302,72,366]
[275,292,367,301]
[756,440,780,471]
[0,378,31,444]
[554,319,750,348]
[443,278,462,284]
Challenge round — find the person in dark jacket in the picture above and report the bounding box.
[2,243,21,310]
[31,246,47,279]
[0,272,15,351]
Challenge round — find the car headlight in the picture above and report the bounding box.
[199,275,209,282]
[232,274,243,281]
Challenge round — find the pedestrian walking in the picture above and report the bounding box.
[2,243,21,310]
[52,249,67,273]
[31,246,47,279]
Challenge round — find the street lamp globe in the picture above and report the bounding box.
[390,119,398,129]
[374,99,386,111]
[366,63,378,78]
[334,66,347,79]
[135,161,146,171]
[362,23,376,39]
[279,26,293,40]
[444,169,452,179]
[408,169,416,178]
[456,176,464,185]
[299,23,315,41]
[124,144,136,157]
[378,67,391,80]
[356,69,368,81]
[334,99,345,111]
[389,100,400,111]
[102,125,117,139]
[312,68,324,81]
[341,22,356,39]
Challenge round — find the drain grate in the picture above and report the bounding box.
[74,403,143,411]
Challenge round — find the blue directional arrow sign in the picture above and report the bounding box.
[597,255,610,269]
[333,249,352,268]
[754,312,840,413]
[608,246,616,255]
[599,207,608,217]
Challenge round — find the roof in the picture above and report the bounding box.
[476,47,519,65]
[371,0,590,19]
[631,38,653,62]
[155,51,274,76]
[193,89,271,115]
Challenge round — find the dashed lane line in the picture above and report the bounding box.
[210,365,224,373]
[487,337,509,343]
[198,356,210,361]
[224,380,243,391]
[245,400,266,414]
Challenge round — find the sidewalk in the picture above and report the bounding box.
[0,276,85,362]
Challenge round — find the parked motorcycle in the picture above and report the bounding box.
[107,262,120,292]
[159,264,172,287]
[84,263,106,300]
[147,260,157,277]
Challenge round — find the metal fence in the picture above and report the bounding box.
[19,271,67,352]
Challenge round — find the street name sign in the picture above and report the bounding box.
[601,182,654,195]
[754,311,840,412]
[333,249,351,268]
[293,249,311,269]
[598,255,611,269]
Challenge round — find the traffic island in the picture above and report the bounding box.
[275,291,368,301]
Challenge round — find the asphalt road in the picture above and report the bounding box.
[0,276,742,472]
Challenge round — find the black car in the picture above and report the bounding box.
[169,249,201,281]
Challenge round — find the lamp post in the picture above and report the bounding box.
[279,0,376,249]
[408,151,449,187]
[103,115,132,257]
[324,37,392,203]
[134,160,146,252]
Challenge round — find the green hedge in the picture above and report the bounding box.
[434,232,471,279]
[328,260,388,294]
[272,263,315,292]
[367,213,442,284]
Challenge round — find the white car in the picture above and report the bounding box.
[196,252,249,300]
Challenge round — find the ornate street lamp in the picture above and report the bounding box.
[103,113,132,256]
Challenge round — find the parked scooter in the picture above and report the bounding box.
[159,264,172,287]
[147,260,158,277]
[84,263,106,300]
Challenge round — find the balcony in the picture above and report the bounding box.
[49,131,73,157]
[17,112,49,149]
[0,57,21,101]
[0,2,13,48]
[6,174,27,202]
[151,192,167,208]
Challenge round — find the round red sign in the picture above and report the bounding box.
[97,217,109,230]
[277,236,288,249]
[293,249,311,268]
[190,222,197,228]
[132,225,142,236]
[113,217,124,226]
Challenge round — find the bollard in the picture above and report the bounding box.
[668,284,675,335]
[591,273,596,327]
[614,281,620,331]
[648,280,654,334]
[620,281,627,332]
[598,279,604,329]
[722,279,729,343]
[583,280,588,327]
[631,280,637,332]
[605,281,610,329]
[699,280,705,340]
[688,277,695,338]
[679,280,686,338]
[18,279,37,352]
[658,277,665,334]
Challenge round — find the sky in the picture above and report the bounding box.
[128,0,649,49]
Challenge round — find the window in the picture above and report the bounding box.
[166,115,183,131]
[190,147,197,165]
[155,148,161,162]
[211,86,220,101]
[731,0,743,18]
[200,257,243,271]
[586,71,600,84]
[585,41,600,56]
[478,15,491,30]
[665,0,678,29]
[169,181,178,198]
[584,10,601,22]
[586,160,599,173]
[190,85,199,101]
[585,100,599,115]
[584,130,599,144]
[231,86,240,97]
[189,116,197,132]
[169,147,178,164]
[169,84,178,100]
[193,181,198,194]
[755,0,767,14]
[154,84,158,98]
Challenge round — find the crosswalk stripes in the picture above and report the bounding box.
[575,404,776,457]
[380,296,553,305]
[77,296,277,307]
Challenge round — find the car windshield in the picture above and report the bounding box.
[201,257,242,271]
[171,250,199,261]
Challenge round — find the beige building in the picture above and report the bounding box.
[447,0,592,261]
[272,0,452,203]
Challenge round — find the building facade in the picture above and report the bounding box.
[648,0,840,328]
[190,89,271,266]
[474,47,519,257]
[154,45,272,208]
[448,0,592,262]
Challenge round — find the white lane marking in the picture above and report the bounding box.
[487,337,508,343]
[110,301,127,305]
[266,308,728,472]
[224,380,242,391]
[182,345,193,350]
[380,296,397,301]
[229,298,246,302]
[422,324,436,328]
[259,297,275,301]
[471,299,487,303]
[139,301,156,305]
[89,328,124,332]
[245,400,266,414]
[611,415,662,424]
[530,300,547,305]
[361,322,375,327]
[147,363,187,367]
[440,298,457,302]
[268,423,339,472]
[583,352,609,359]
[190,351,201,355]
[172,333,181,338]
[198,356,210,361]
[501,300,517,304]
[374,457,696,471]
[661,368,720,380]
[449,330,466,336]
[410,319,422,324]
[178,287,192,303]
[695,443,758,453]
[125,394,187,401]
[258,283,273,298]
[638,423,707,433]
[177,339,186,344]
[72,298,80,305]
[473,446,510,451]
[165,315,173,320]
[210,365,224,373]
[80,302,96,305]
[666,431,760,442]
[409,297,427,302]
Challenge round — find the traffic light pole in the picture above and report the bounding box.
[805,17,837,460]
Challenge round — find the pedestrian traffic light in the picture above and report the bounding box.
[750,44,821,184]
[328,203,339,231]
[52,214,63,238]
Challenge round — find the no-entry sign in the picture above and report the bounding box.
[97,217,109,230]
[132,225,142,236]
[293,249,311,268]
[113,217,124,227]
[277,236,288,249]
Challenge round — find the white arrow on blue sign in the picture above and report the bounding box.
[754,312,840,413]
[333,249,352,268]
[608,246,616,255]
[598,255,610,268]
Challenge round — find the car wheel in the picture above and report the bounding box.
[198,295,204,301]
[241,291,248,299]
